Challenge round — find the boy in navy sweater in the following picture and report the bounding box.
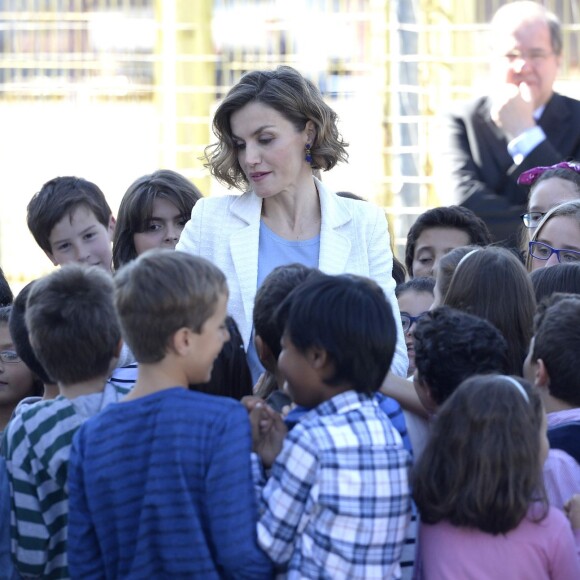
[67,250,271,578]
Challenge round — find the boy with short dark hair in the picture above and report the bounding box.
[253,262,314,388]
[250,273,412,578]
[67,249,272,578]
[27,176,115,271]
[27,175,139,380]
[527,294,580,425]
[4,264,128,578]
[252,262,317,406]
[252,264,412,453]
[524,293,580,508]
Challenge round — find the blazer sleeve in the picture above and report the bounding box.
[513,138,572,176]
[176,197,206,256]
[367,206,408,378]
[440,108,516,212]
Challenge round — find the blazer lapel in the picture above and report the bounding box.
[316,179,352,274]
[229,193,261,329]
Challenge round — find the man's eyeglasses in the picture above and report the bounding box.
[521,212,546,228]
[529,241,580,264]
[401,312,428,333]
[503,50,554,64]
[0,350,21,364]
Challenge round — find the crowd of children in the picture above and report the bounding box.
[2,57,580,580]
[0,156,576,579]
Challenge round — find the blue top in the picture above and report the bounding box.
[247,221,320,384]
[67,388,272,579]
[548,421,580,464]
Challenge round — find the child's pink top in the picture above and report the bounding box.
[416,506,580,579]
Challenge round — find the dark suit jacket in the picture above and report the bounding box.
[442,92,580,244]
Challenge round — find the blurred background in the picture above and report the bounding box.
[0,0,578,289]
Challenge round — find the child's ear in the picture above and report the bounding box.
[107,215,117,240]
[306,346,336,383]
[306,346,329,371]
[254,335,276,372]
[171,327,192,356]
[44,250,59,267]
[535,358,551,391]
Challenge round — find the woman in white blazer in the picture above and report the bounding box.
[177,66,408,379]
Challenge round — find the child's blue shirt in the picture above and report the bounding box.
[67,387,272,579]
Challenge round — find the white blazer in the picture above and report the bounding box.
[176,178,408,377]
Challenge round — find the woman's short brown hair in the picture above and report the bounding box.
[205,65,348,190]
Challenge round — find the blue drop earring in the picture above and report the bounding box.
[305,143,312,164]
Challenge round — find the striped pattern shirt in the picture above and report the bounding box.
[252,390,412,579]
[4,382,129,579]
[67,387,272,579]
[108,362,138,391]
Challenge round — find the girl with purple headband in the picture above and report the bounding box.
[518,161,580,240]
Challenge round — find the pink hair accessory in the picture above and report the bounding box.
[517,161,580,186]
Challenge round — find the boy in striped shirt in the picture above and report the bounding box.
[4,264,128,579]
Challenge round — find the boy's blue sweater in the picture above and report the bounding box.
[67,387,272,579]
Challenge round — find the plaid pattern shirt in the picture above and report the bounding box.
[252,390,412,579]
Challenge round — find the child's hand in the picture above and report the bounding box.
[250,402,287,468]
[241,395,264,414]
[564,494,580,529]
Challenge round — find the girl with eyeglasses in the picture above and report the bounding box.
[518,161,580,244]
[526,199,580,272]
[395,277,435,378]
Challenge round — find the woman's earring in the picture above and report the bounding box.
[305,143,312,164]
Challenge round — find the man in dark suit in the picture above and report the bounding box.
[441,1,580,245]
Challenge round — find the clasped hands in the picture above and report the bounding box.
[242,395,288,469]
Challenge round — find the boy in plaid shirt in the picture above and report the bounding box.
[249,273,412,579]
